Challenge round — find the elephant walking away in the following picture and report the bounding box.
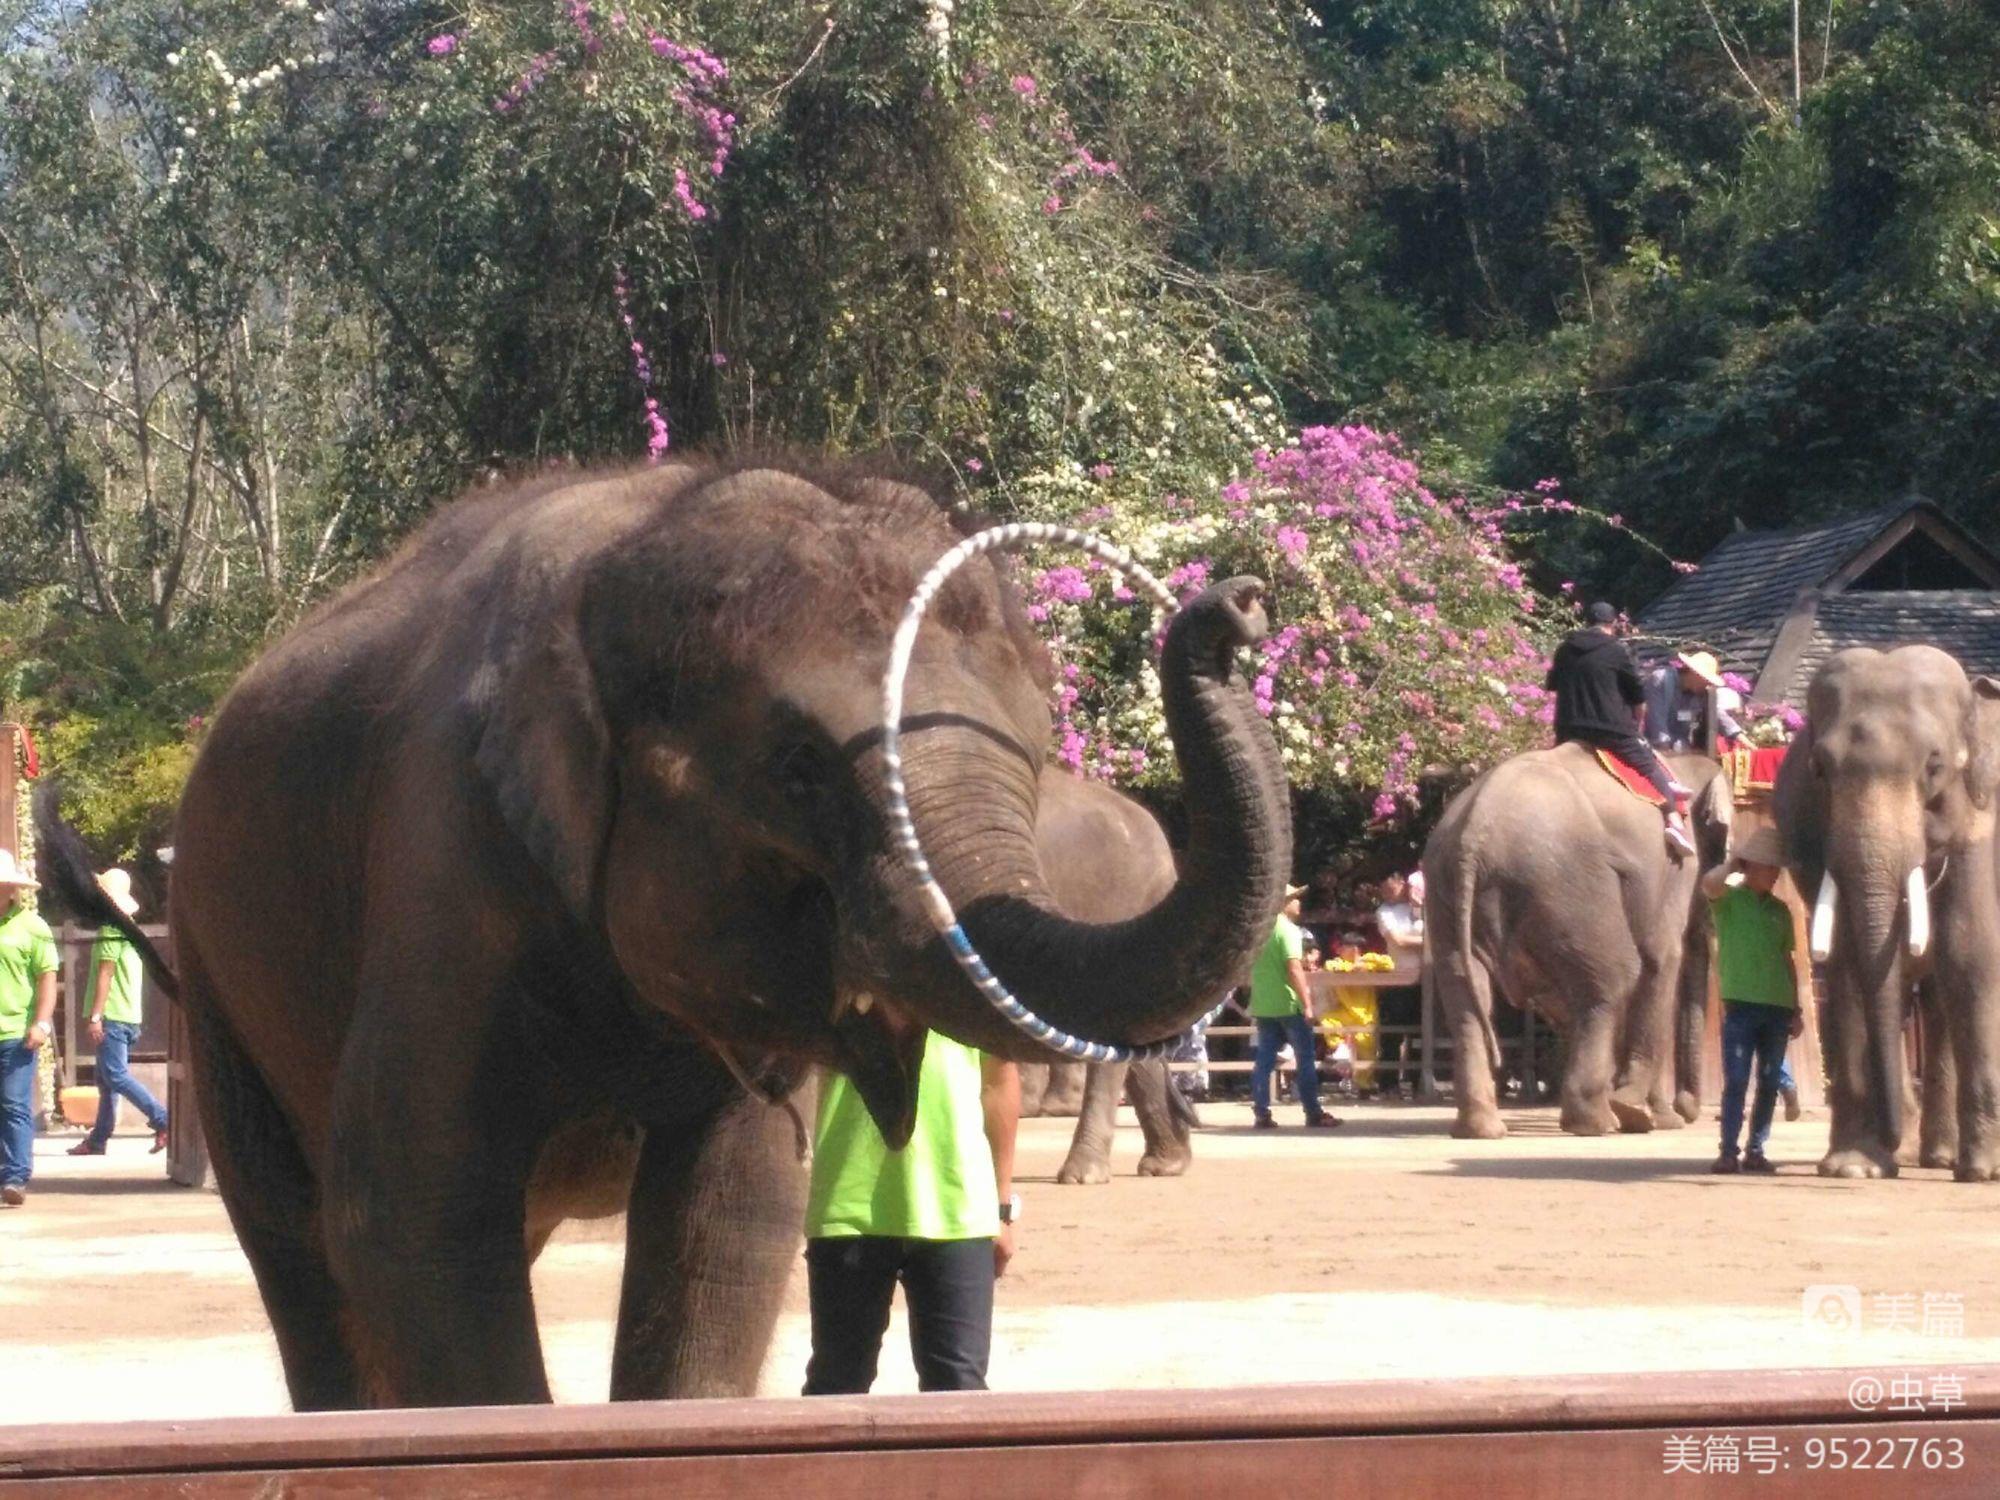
[1423,745,1732,1138]
[1774,647,2000,1180]
[42,459,1291,1410]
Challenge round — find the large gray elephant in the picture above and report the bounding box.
[1773,646,2000,1180]
[1022,772,1196,1184]
[1423,745,1732,1137]
[46,460,1290,1410]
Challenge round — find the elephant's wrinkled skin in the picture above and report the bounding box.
[1774,647,2000,1181]
[1023,773,1195,1184]
[1423,745,1732,1138]
[154,460,1290,1408]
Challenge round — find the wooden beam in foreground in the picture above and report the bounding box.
[4,1367,1998,1497]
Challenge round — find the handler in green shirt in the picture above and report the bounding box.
[802,1035,1019,1393]
[0,849,59,1206]
[69,868,169,1157]
[1701,827,1801,1174]
[1248,884,1338,1130]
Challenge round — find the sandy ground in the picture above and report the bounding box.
[5,1100,2000,1425]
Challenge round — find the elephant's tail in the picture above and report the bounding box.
[32,781,181,1003]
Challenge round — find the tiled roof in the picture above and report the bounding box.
[1636,504,1911,651]
[1777,592,2000,706]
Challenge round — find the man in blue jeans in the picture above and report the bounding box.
[0,849,60,1207]
[68,869,168,1156]
[1702,828,1801,1174]
[1249,884,1340,1130]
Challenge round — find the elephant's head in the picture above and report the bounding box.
[1774,646,2000,1155]
[471,465,1290,1144]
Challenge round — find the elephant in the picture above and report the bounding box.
[1422,745,1733,1138]
[1773,646,2000,1181]
[41,458,1288,1411]
[1021,771,1197,1184]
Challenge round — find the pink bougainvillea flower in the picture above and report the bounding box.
[426,34,458,57]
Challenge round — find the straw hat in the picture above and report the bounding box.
[0,849,38,890]
[1674,650,1726,689]
[97,867,140,917]
[1734,826,1785,869]
[1285,883,1309,902]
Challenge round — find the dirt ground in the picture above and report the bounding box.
[6,1099,2000,1424]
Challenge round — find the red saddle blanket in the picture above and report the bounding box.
[1593,748,1668,807]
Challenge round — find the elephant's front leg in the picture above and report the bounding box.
[1560,999,1619,1136]
[611,1090,809,1398]
[1127,1057,1194,1178]
[1947,960,2000,1183]
[323,1025,551,1406]
[1056,1061,1125,1185]
[1917,980,1959,1169]
[1610,956,1680,1133]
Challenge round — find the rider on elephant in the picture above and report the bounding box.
[1547,601,1696,857]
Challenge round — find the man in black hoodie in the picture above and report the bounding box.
[1546,603,1695,857]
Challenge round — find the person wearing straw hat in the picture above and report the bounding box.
[67,869,168,1157]
[1700,826,1800,1174]
[1645,649,1746,753]
[0,848,59,1206]
[1248,883,1340,1130]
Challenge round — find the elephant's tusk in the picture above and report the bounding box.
[1906,866,1931,960]
[1809,872,1838,962]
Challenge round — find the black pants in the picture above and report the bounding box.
[802,1236,995,1394]
[1563,729,1678,805]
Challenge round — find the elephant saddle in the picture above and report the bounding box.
[1592,748,1674,809]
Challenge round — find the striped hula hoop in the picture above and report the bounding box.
[881,522,1181,1064]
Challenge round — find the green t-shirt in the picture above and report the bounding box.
[1714,886,1797,1009]
[91,931,145,1027]
[805,1035,999,1241]
[1248,915,1306,1018]
[0,900,59,1042]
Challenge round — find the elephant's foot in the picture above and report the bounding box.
[1648,1101,1686,1131]
[1921,1146,1960,1171]
[1817,1147,1899,1180]
[1558,1101,1615,1137]
[1673,1091,1700,1124]
[1608,1094,1655,1134]
[1951,1143,2000,1182]
[1452,1109,1507,1141]
[1136,1149,1192,1178]
[1894,1136,1925,1168]
[1055,1156,1112,1186]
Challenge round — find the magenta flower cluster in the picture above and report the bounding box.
[494,50,559,112]
[426,34,458,58]
[613,269,670,461]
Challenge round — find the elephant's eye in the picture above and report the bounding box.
[771,741,828,806]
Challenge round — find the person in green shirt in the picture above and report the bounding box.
[1701,827,1802,1175]
[801,1035,1019,1393]
[68,868,168,1157]
[0,849,59,1207]
[1248,883,1340,1130]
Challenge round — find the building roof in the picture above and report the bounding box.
[1634,502,2000,701]
[1782,592,2000,706]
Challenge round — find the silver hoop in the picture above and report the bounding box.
[881,522,1179,1063]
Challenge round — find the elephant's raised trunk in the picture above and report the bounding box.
[895,578,1290,1057]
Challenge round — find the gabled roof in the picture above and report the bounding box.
[1781,592,2000,706]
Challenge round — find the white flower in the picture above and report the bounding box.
[165,51,181,66]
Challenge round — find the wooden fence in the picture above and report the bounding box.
[3,1368,1995,1496]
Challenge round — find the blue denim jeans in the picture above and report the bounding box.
[1,1039,37,1187]
[85,1020,168,1146]
[1720,1002,1792,1158]
[1252,1013,1325,1122]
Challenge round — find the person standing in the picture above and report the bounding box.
[801,1038,1019,1393]
[1701,828,1801,1174]
[68,869,168,1157]
[1249,884,1340,1130]
[1373,874,1424,1097]
[1547,602,1695,856]
[0,850,59,1208]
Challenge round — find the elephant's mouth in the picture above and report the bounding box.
[827,987,927,1148]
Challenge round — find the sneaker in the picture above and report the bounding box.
[1742,1151,1778,1174]
[1665,818,1697,857]
[1305,1114,1344,1129]
[151,1127,170,1155]
[1711,1153,1740,1175]
[0,1185,23,1207]
[67,1140,106,1157]
[1252,1113,1277,1130]
[1781,1084,1801,1122]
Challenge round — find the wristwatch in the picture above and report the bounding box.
[998,1194,1022,1225]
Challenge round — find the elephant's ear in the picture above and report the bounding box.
[1967,677,2000,810]
[1773,717,1825,878]
[471,590,612,921]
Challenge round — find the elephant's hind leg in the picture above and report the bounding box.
[187,1003,364,1410]
[1439,956,1505,1139]
[1056,1061,1124,1185]
[611,1090,809,1399]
